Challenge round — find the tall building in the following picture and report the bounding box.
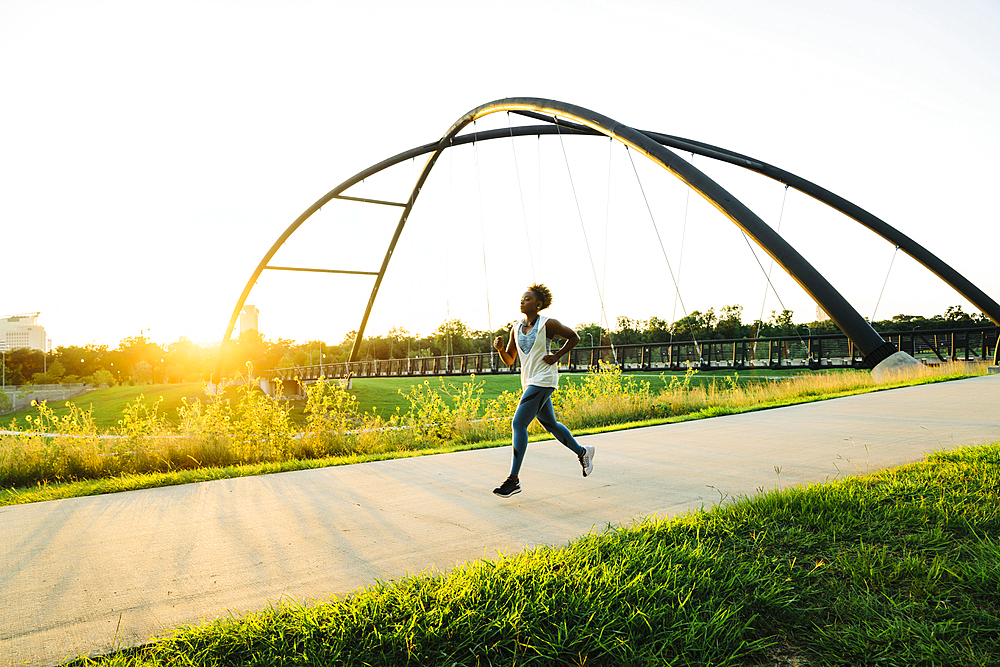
[0,312,47,351]
[240,305,260,336]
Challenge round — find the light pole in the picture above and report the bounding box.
[1,341,7,391]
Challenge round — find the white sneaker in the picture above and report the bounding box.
[579,444,595,477]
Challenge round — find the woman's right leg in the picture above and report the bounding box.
[509,385,548,476]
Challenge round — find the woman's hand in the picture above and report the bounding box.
[542,353,559,365]
[493,336,504,350]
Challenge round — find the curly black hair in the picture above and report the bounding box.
[527,283,553,310]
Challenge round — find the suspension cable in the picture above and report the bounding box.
[407,159,415,360]
[555,118,617,363]
[755,184,791,335]
[601,136,613,352]
[602,137,613,303]
[669,152,694,346]
[871,245,900,324]
[472,121,493,334]
[507,112,536,282]
[738,231,811,352]
[446,142,453,359]
[537,134,542,281]
[624,145,701,361]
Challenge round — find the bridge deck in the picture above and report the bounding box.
[264,326,999,384]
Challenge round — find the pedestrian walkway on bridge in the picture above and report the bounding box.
[2,375,998,667]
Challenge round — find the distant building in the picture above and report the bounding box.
[815,305,830,322]
[240,305,260,336]
[0,312,48,351]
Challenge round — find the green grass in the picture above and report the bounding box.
[72,440,1000,667]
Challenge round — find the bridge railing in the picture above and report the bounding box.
[261,325,998,382]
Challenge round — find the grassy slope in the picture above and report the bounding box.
[75,441,1000,667]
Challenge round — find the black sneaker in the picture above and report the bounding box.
[493,476,521,498]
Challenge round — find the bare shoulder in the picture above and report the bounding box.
[543,317,573,338]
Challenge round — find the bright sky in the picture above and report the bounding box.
[2,0,998,349]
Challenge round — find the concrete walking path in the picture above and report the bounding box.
[2,375,998,666]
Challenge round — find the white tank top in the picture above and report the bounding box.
[516,314,559,389]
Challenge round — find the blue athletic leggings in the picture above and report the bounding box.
[510,385,584,476]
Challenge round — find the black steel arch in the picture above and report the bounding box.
[219,97,999,378]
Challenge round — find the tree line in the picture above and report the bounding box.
[0,306,990,387]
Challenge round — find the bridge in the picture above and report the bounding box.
[219,98,1000,385]
[260,324,1000,396]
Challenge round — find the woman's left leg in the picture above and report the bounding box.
[533,391,585,457]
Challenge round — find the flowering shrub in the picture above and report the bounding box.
[554,364,659,429]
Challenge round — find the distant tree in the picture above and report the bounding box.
[235,329,272,370]
[614,316,641,345]
[380,326,413,358]
[266,338,296,368]
[118,332,165,381]
[715,305,745,339]
[7,348,43,381]
[767,309,796,336]
[31,359,65,385]
[432,319,474,356]
[671,310,716,340]
[641,316,670,343]
[576,322,604,347]
[54,344,107,378]
[131,360,152,385]
[91,369,115,387]
[2,362,25,386]
[944,305,974,324]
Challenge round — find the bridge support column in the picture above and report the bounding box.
[281,379,303,398]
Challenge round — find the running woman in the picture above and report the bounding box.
[491,283,595,498]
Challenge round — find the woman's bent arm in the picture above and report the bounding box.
[493,328,518,367]
[542,318,580,365]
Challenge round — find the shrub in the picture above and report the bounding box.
[554,364,658,429]
[301,377,361,457]
[398,379,455,443]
